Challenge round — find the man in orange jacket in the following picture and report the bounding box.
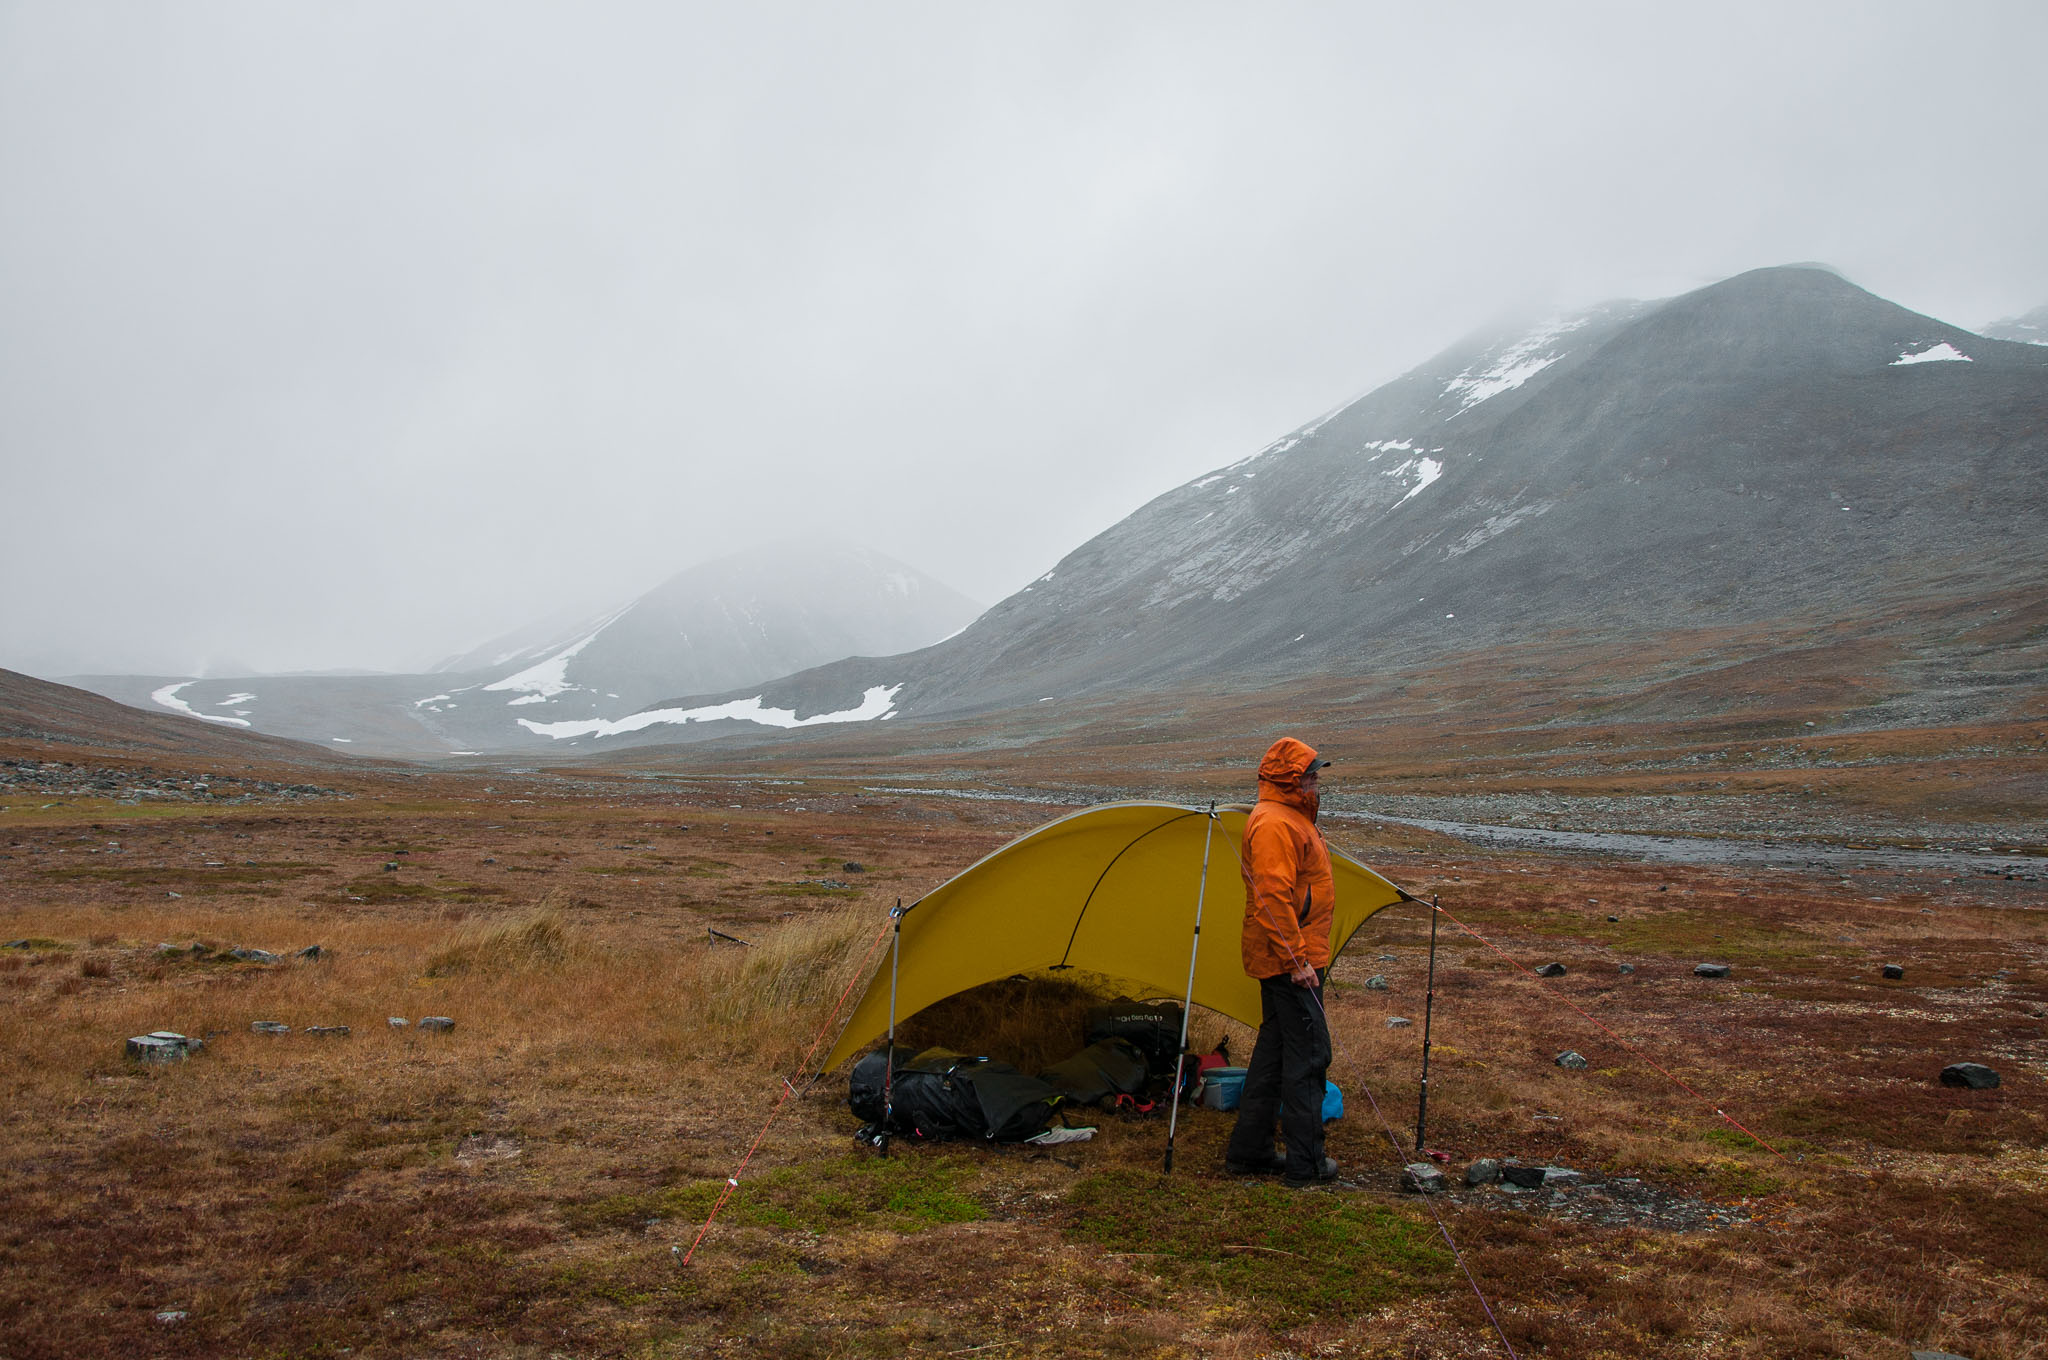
[1224,736,1340,1187]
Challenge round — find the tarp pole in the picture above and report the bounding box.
[881,900,902,1155]
[1414,894,1441,1153]
[1163,803,1219,1174]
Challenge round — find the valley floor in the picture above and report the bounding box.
[1,760,2043,1359]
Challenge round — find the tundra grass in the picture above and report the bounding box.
[1,769,2043,1359]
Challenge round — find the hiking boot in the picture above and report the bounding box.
[1223,1152,1287,1176]
[1283,1157,1340,1188]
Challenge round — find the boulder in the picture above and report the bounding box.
[304,1025,351,1038]
[419,1016,455,1033]
[1534,962,1567,978]
[1939,1063,2000,1090]
[1555,1050,1589,1069]
[1695,963,1732,978]
[295,945,324,961]
[1910,1351,1971,1360]
[843,862,865,873]
[1401,1162,1446,1194]
[1464,1158,1501,1186]
[250,1021,290,1035]
[1882,964,1904,980]
[1363,975,1389,991]
[228,948,280,964]
[388,1017,410,1028]
[1501,1164,1546,1189]
[1618,964,1636,975]
[1386,1016,1412,1029]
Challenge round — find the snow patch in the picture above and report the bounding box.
[1892,342,1972,365]
[1441,316,1588,414]
[1444,501,1554,558]
[150,682,251,727]
[1192,474,1224,489]
[1391,456,1445,504]
[221,692,256,706]
[413,694,452,708]
[518,684,903,740]
[331,737,352,743]
[483,609,626,701]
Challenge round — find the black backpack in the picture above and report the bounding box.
[849,1046,1063,1143]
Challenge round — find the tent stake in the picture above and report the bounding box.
[1414,894,1441,1154]
[1164,803,1218,1174]
[881,900,902,1156]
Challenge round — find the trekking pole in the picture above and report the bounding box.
[1414,894,1441,1154]
[880,900,903,1156]
[1163,803,1218,1174]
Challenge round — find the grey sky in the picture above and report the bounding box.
[5,2,2044,678]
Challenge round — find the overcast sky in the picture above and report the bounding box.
[5,2,2045,678]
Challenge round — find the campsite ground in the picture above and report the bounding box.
[2,738,2045,1359]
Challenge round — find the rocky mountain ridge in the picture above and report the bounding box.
[548,265,2046,752]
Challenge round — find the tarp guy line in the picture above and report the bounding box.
[681,913,899,1266]
[1353,1071,1522,1360]
[1265,895,1517,1360]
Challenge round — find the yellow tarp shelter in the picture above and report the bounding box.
[824,801,1414,1069]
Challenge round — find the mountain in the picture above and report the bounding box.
[1981,303,2048,346]
[538,265,2048,751]
[0,668,345,767]
[70,541,980,757]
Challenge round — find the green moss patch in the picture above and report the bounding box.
[1063,1169,1449,1322]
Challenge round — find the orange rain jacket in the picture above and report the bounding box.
[1238,737,1337,981]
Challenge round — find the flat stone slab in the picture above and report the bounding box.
[304,1025,351,1038]
[1940,1063,2000,1090]
[418,1016,455,1033]
[1402,1162,1446,1194]
[1385,1016,1412,1028]
[250,1021,290,1035]
[1694,962,1732,978]
[127,1032,202,1063]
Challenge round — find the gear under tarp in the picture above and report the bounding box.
[822,801,1413,1070]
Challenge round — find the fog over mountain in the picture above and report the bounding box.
[527,265,2045,751]
[4,5,2046,681]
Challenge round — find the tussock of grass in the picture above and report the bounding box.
[424,902,586,977]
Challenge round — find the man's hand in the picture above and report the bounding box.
[1290,962,1318,988]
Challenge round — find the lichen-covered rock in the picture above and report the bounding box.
[1465,1158,1501,1186]
[419,1016,455,1033]
[1555,1050,1588,1069]
[1694,962,1731,978]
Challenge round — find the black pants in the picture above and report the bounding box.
[1224,973,1331,1177]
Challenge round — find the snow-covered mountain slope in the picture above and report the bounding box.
[565,265,2047,749]
[73,541,980,757]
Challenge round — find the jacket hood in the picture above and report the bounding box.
[1256,737,1322,818]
